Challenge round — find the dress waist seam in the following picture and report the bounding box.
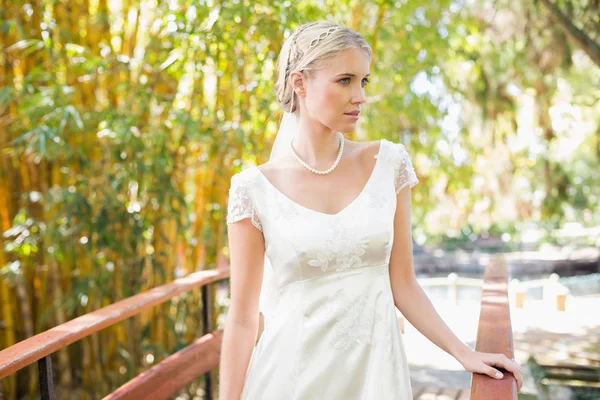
[278,262,389,294]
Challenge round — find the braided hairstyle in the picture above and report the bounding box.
[275,21,372,114]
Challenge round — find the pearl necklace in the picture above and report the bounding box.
[290,132,344,175]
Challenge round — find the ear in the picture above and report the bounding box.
[290,71,306,98]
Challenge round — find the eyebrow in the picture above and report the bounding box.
[336,73,370,77]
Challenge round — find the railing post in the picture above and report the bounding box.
[448,272,458,305]
[510,279,527,309]
[38,355,55,400]
[201,284,213,400]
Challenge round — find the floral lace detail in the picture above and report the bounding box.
[325,288,384,350]
[226,171,263,232]
[308,220,369,272]
[375,139,419,194]
[265,194,300,222]
[367,190,386,209]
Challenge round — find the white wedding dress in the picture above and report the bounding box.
[226,138,419,399]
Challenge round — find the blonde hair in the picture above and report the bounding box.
[275,21,372,114]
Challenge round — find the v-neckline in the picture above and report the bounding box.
[255,139,384,217]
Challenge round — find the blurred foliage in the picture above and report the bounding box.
[0,0,598,398]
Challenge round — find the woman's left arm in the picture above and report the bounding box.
[389,186,523,392]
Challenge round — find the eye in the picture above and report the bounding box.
[339,77,370,86]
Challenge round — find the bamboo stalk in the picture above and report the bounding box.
[48,259,73,390]
[0,279,15,397]
[14,273,37,396]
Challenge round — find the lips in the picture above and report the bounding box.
[344,111,360,116]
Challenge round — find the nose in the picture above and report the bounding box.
[353,85,367,104]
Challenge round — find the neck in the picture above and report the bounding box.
[292,117,342,167]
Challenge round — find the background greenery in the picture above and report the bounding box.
[1,0,598,398]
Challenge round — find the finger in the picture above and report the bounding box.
[500,356,523,392]
[515,370,523,391]
[513,363,523,392]
[512,366,523,392]
[489,354,520,373]
[502,355,522,373]
[483,364,504,380]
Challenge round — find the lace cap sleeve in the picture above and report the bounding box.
[390,141,419,194]
[226,170,263,232]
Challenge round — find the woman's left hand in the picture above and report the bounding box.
[458,350,523,392]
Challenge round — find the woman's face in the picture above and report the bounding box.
[298,47,371,133]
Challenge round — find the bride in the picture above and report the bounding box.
[219,20,523,399]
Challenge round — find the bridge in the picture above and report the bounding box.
[0,256,517,399]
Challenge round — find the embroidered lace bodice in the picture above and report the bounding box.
[226,138,418,399]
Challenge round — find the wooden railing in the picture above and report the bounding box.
[0,268,231,399]
[470,255,518,400]
[419,271,573,311]
[1,257,517,399]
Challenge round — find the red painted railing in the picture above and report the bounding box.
[0,268,230,399]
[470,256,518,399]
[1,257,516,399]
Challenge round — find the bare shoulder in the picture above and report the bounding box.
[345,138,382,162]
[255,155,295,182]
[256,157,289,173]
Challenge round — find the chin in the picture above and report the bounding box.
[324,118,356,134]
[338,123,357,134]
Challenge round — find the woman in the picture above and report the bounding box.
[219,21,523,399]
